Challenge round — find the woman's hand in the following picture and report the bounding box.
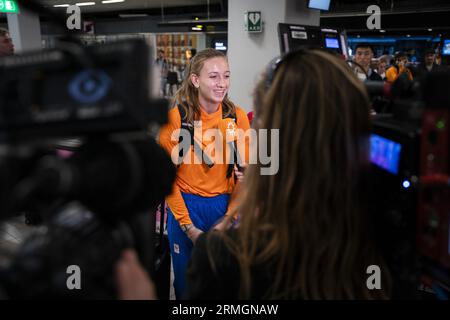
[234,164,246,183]
[187,226,204,244]
[115,249,157,300]
[213,216,235,231]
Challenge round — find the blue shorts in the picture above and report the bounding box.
[167,192,230,299]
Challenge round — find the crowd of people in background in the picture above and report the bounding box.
[155,42,446,100]
[155,48,197,98]
[351,42,445,84]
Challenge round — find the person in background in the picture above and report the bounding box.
[417,48,441,76]
[377,55,389,81]
[155,49,169,97]
[386,51,414,83]
[382,50,394,66]
[0,28,14,56]
[166,63,180,97]
[435,53,442,66]
[184,49,391,299]
[353,43,382,81]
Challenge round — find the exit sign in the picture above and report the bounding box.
[0,0,19,13]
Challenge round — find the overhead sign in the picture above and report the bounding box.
[0,0,19,14]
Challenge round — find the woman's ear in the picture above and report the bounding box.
[190,74,200,88]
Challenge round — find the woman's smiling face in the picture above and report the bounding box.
[192,56,230,105]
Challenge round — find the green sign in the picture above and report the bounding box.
[0,0,19,14]
[245,11,262,33]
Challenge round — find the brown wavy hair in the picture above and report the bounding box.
[172,48,236,123]
[213,50,391,299]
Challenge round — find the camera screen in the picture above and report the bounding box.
[443,39,450,56]
[370,134,402,175]
[325,38,339,49]
[308,0,331,11]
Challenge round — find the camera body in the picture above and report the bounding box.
[368,71,450,297]
[0,39,167,143]
[0,39,176,299]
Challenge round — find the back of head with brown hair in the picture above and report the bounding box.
[217,50,391,299]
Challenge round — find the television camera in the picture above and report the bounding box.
[367,72,450,299]
[0,7,175,298]
[277,22,449,298]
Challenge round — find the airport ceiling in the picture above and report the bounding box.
[323,0,450,35]
[38,0,224,14]
[2,1,450,32]
[329,0,450,12]
[33,0,450,15]
[30,0,450,23]
[0,0,226,20]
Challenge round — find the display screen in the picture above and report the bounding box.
[325,38,339,49]
[442,39,450,56]
[214,41,227,51]
[370,134,402,175]
[308,0,331,11]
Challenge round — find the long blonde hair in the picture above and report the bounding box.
[173,48,236,123]
[212,50,391,299]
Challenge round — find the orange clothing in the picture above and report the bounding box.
[386,66,413,83]
[159,103,250,225]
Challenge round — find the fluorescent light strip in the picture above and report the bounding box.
[54,4,70,7]
[119,14,148,18]
[102,0,125,3]
[76,2,96,6]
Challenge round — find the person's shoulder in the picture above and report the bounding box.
[234,105,247,115]
[168,105,182,116]
[234,106,251,121]
[386,66,397,75]
[233,107,251,128]
[165,105,182,127]
[434,64,446,72]
[370,70,383,81]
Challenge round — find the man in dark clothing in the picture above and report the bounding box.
[353,43,382,81]
[416,48,442,78]
[155,49,169,97]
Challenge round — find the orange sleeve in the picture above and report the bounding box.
[385,67,397,83]
[165,183,192,225]
[158,108,192,225]
[225,106,251,218]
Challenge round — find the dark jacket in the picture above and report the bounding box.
[356,68,383,81]
[368,69,383,81]
[415,63,444,79]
